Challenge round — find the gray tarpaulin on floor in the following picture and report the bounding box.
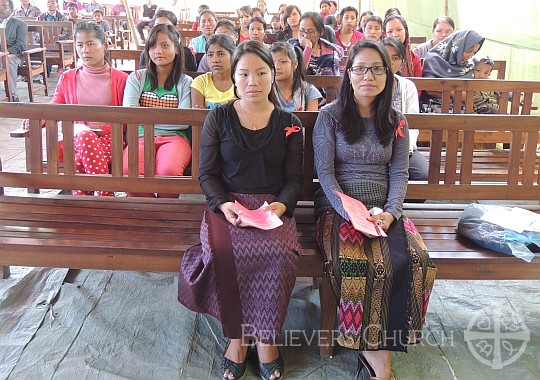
[0,267,69,379]
[0,268,538,379]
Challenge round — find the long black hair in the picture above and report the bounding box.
[270,41,306,95]
[339,40,396,146]
[232,40,279,107]
[144,24,184,91]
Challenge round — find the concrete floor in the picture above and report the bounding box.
[0,74,539,380]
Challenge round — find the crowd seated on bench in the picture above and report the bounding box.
[3,3,540,380]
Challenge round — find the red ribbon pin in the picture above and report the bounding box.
[284,125,301,137]
[395,120,405,138]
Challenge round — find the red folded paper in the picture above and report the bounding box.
[335,191,387,238]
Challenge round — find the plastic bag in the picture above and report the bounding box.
[457,203,540,262]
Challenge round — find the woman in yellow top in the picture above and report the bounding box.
[190,34,237,109]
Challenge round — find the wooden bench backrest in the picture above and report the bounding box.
[305,75,341,103]
[410,36,427,45]
[404,114,540,201]
[177,21,193,31]
[410,77,540,115]
[300,113,540,201]
[23,24,44,51]
[24,21,73,48]
[410,78,540,145]
[492,60,506,79]
[109,49,142,71]
[1,104,537,204]
[177,29,202,47]
[102,15,118,32]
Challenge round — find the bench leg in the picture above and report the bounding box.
[1,266,10,279]
[319,274,337,358]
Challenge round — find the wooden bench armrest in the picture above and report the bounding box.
[56,40,75,52]
[22,47,47,55]
[10,127,30,138]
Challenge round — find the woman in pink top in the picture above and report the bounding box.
[335,6,363,56]
[53,22,128,195]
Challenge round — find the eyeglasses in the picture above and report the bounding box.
[299,29,318,36]
[349,66,387,75]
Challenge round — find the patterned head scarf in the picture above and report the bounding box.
[422,29,485,78]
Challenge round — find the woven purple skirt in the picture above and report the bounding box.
[178,193,301,344]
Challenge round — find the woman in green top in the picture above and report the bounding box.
[123,24,193,197]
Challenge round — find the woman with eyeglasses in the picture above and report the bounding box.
[290,11,343,75]
[413,16,455,59]
[313,40,436,380]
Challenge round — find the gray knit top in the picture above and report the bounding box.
[312,101,410,220]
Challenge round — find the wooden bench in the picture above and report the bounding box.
[103,16,130,50]
[24,21,75,71]
[176,29,202,48]
[2,103,540,359]
[492,60,507,80]
[109,48,142,72]
[410,77,540,147]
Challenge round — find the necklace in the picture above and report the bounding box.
[238,101,260,130]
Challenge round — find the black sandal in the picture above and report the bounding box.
[355,353,382,380]
[220,340,250,379]
[258,350,284,380]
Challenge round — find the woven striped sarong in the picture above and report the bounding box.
[315,183,437,351]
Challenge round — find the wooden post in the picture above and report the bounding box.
[123,0,140,47]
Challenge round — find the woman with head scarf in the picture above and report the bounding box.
[421,29,484,107]
[423,29,485,79]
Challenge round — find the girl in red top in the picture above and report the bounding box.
[335,6,364,56]
[238,5,252,42]
[53,22,128,195]
[383,15,422,77]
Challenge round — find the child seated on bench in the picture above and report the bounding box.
[122,24,192,198]
[49,22,128,196]
[472,56,500,114]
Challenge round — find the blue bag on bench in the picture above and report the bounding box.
[457,203,540,262]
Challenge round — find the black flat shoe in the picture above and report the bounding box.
[220,340,250,379]
[258,349,284,380]
[355,353,382,380]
